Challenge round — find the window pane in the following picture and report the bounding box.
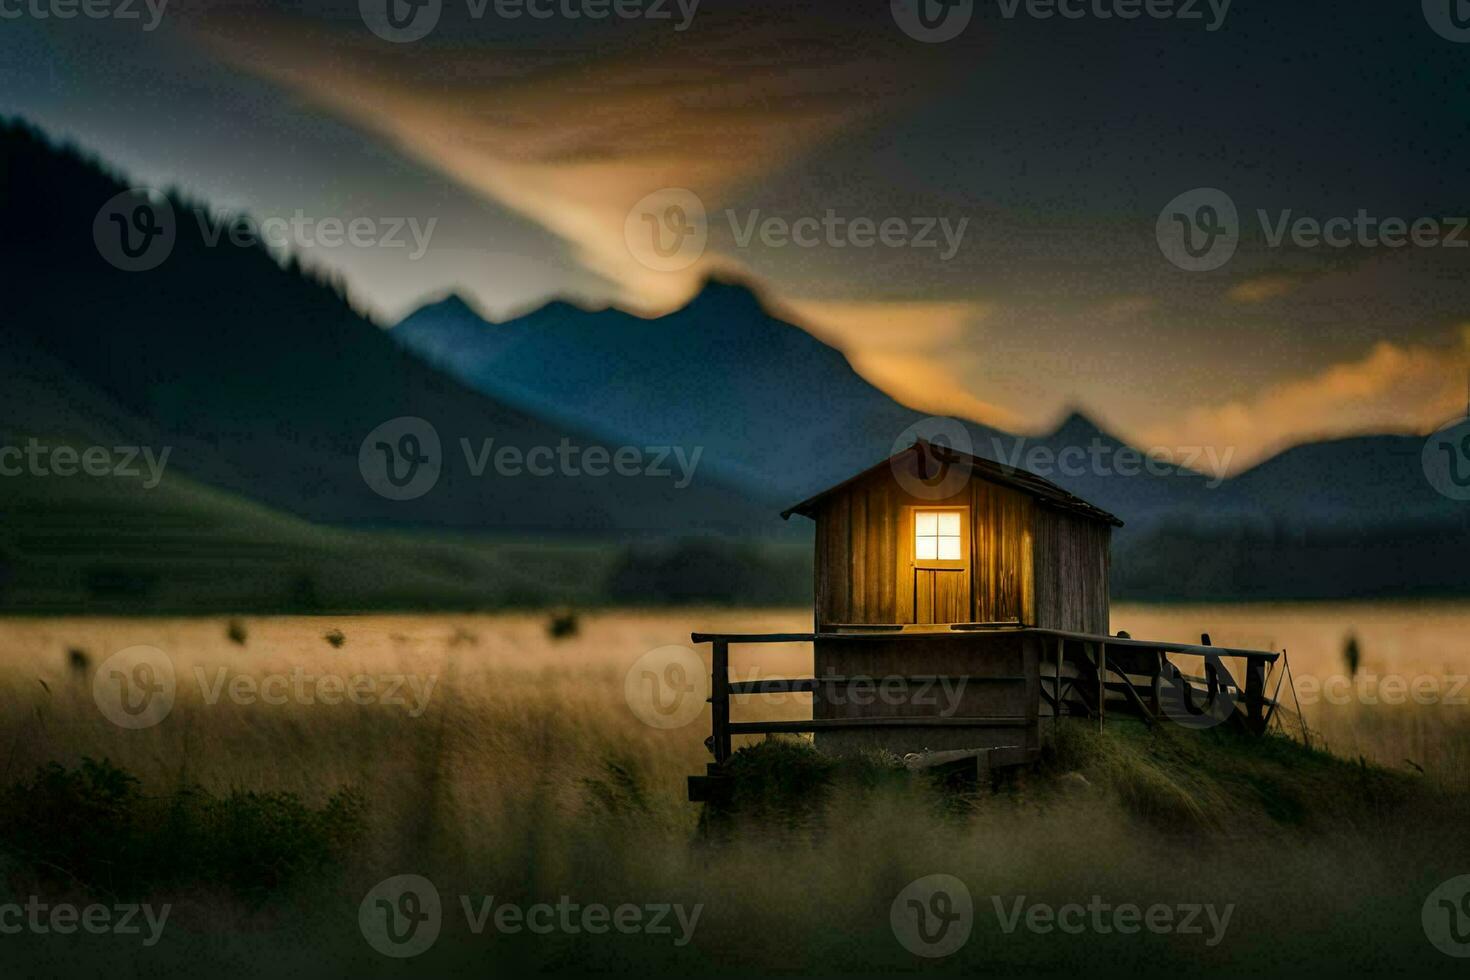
[938,536,962,560]
[915,512,937,535]
[938,512,961,536]
[916,537,938,560]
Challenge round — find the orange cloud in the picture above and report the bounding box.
[192,12,922,315]
[775,298,1029,431]
[1137,330,1470,473]
[1228,275,1299,303]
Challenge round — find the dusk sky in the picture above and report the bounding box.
[4,0,1469,470]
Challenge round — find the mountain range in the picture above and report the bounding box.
[392,281,1466,541]
[3,116,1466,606]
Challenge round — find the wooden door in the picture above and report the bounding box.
[909,508,970,625]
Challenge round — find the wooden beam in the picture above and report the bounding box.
[728,716,1030,735]
[711,640,731,765]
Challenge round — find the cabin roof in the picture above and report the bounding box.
[780,439,1125,527]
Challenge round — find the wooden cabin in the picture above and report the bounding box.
[782,438,1121,634]
[687,440,1284,799]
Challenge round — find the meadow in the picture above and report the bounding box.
[1,602,1468,976]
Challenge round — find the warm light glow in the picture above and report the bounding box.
[915,511,962,561]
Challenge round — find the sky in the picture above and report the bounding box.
[3,0,1469,471]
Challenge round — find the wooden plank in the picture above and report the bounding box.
[729,716,1030,734]
[711,640,731,764]
[687,629,1280,663]
[727,675,1028,696]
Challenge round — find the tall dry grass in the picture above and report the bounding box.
[0,605,1466,977]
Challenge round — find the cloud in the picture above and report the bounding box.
[775,298,1029,431]
[192,9,924,314]
[1137,330,1470,473]
[1228,275,1299,303]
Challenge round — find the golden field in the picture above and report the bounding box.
[0,603,1468,977]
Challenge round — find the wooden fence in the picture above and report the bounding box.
[687,627,1283,799]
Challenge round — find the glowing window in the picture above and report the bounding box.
[915,511,962,561]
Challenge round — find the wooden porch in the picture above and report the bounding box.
[687,626,1287,802]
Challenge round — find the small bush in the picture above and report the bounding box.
[546,609,580,640]
[0,758,365,902]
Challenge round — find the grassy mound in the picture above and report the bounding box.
[709,720,1421,838]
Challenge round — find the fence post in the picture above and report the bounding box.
[1245,657,1267,735]
[712,640,731,765]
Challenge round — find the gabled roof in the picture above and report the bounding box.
[780,439,1124,527]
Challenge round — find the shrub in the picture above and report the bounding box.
[0,758,365,902]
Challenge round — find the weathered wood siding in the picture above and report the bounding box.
[813,467,1041,627]
[970,480,1035,624]
[1032,505,1111,633]
[812,631,1043,757]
